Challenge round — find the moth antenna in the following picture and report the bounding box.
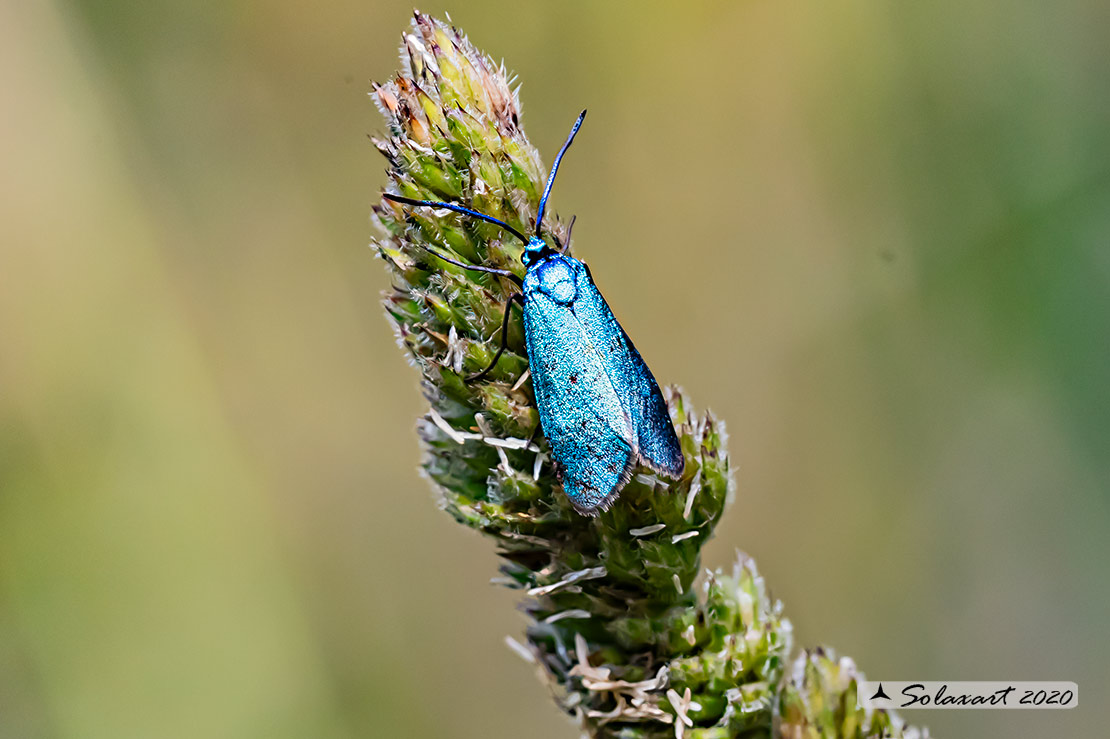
[383,193,529,245]
[535,110,586,237]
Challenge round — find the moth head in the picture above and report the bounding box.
[522,236,550,266]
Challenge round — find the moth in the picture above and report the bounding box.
[385,111,684,513]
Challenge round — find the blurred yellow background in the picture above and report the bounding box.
[1,1,1107,737]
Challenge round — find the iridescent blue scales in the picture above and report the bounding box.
[523,252,684,512]
[383,110,684,514]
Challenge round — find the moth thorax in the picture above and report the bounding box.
[536,258,577,304]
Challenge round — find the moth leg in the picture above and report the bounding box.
[526,419,542,447]
[559,215,577,255]
[418,245,524,287]
[466,292,525,383]
[551,215,577,255]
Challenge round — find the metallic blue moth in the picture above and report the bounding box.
[385,111,684,514]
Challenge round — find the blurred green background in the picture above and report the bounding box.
[1,1,1107,737]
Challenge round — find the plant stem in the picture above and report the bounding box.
[371,11,927,738]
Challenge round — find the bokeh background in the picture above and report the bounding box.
[2,1,1107,737]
